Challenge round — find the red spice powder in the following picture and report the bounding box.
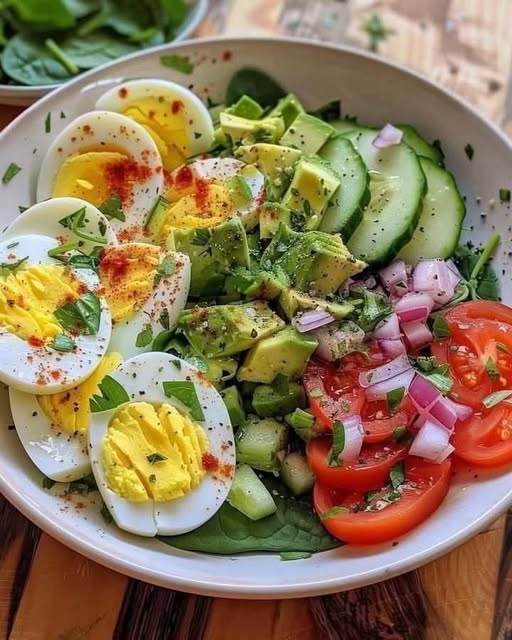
[82,125,92,135]
[194,176,210,209]
[171,100,184,114]
[104,158,152,207]
[220,463,234,479]
[28,336,44,348]
[118,87,128,98]
[201,452,219,472]
[174,165,194,189]
[222,51,232,61]
[50,370,61,381]
[99,248,130,281]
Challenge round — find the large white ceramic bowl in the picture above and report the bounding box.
[0,0,208,107]
[0,37,511,598]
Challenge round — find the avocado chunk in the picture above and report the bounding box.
[221,386,246,427]
[281,155,340,230]
[262,224,366,296]
[220,112,285,144]
[226,95,264,120]
[235,143,301,199]
[237,326,318,383]
[172,218,250,297]
[259,202,294,239]
[252,381,306,417]
[178,300,285,358]
[280,112,335,154]
[235,417,288,472]
[225,265,289,301]
[269,93,305,128]
[145,196,171,242]
[278,288,354,321]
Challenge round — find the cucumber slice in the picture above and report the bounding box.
[318,136,370,238]
[396,124,444,166]
[344,128,426,266]
[280,452,316,496]
[331,119,359,135]
[227,464,277,520]
[221,386,246,427]
[235,417,288,471]
[398,157,465,263]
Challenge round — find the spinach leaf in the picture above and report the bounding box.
[60,31,137,69]
[99,0,158,37]
[2,34,73,85]
[226,68,287,107]
[9,0,75,31]
[63,0,100,18]
[161,480,341,554]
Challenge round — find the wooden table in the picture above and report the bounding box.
[2,1,512,638]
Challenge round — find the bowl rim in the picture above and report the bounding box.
[1,35,512,598]
[0,0,209,98]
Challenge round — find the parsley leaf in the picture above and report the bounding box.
[350,287,392,332]
[162,381,205,421]
[387,387,405,415]
[54,292,101,335]
[98,194,125,222]
[90,376,130,413]
[327,421,345,467]
[158,255,175,277]
[390,461,405,490]
[135,324,153,348]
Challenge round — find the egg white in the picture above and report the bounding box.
[0,234,111,394]
[95,79,214,158]
[88,353,235,537]
[2,197,118,251]
[107,246,191,360]
[36,111,163,238]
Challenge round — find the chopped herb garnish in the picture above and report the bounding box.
[42,476,56,490]
[149,474,156,483]
[59,207,107,245]
[68,474,97,495]
[280,552,312,561]
[499,188,511,203]
[171,359,182,371]
[45,112,51,133]
[485,357,500,381]
[432,315,451,339]
[47,241,80,257]
[229,175,252,204]
[464,143,474,160]
[18,205,28,213]
[0,256,28,274]
[100,503,113,524]
[361,13,393,52]
[413,356,453,394]
[387,387,405,415]
[2,163,22,185]
[390,461,405,490]
[497,342,512,356]
[159,308,170,330]
[190,228,212,246]
[350,288,392,332]
[158,255,175,277]
[54,292,101,335]
[327,421,345,467]
[308,386,324,398]
[50,334,76,352]
[320,506,349,520]
[90,375,130,413]
[98,194,125,222]
[454,236,501,301]
[136,324,153,348]
[146,452,168,464]
[160,54,194,74]
[482,389,512,409]
[393,425,412,444]
[6,241,18,249]
[163,381,205,421]
[60,111,66,119]
[194,132,202,139]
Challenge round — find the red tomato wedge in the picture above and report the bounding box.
[313,457,452,544]
[453,404,512,467]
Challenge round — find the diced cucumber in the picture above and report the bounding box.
[280,452,315,496]
[252,382,305,418]
[344,128,426,266]
[221,386,246,427]
[285,408,315,441]
[396,124,444,166]
[235,418,288,471]
[227,464,277,520]
[318,136,370,239]
[398,156,465,263]
[144,195,170,242]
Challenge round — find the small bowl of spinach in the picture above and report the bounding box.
[0,0,208,106]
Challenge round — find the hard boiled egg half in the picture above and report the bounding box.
[0,234,111,394]
[95,79,214,172]
[88,353,235,536]
[36,111,163,241]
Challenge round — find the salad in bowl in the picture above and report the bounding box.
[0,62,509,561]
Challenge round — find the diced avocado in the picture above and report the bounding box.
[252,382,306,418]
[145,196,171,242]
[259,203,293,239]
[235,143,301,199]
[225,266,289,301]
[280,452,315,496]
[285,408,316,441]
[227,464,277,520]
[269,93,305,128]
[235,417,288,471]
[278,288,354,321]
[262,224,366,296]
[237,326,318,384]
[178,300,285,358]
[172,218,250,297]
[213,126,229,147]
[246,231,262,261]
[226,95,264,120]
[221,386,246,427]
[220,112,285,144]
[280,112,335,154]
[281,156,340,230]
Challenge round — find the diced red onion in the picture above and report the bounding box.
[373,313,401,341]
[379,260,408,296]
[314,323,365,362]
[429,397,457,431]
[409,375,440,410]
[359,354,412,388]
[293,309,334,333]
[394,292,434,324]
[402,320,433,351]
[413,260,455,306]
[340,415,364,462]
[445,259,463,289]
[444,397,473,421]
[432,443,455,464]
[409,419,451,462]
[365,369,416,401]
[372,123,403,149]
[378,338,407,358]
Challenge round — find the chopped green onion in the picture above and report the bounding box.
[2,163,21,185]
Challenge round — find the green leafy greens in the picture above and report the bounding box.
[90,375,129,412]
[162,381,205,421]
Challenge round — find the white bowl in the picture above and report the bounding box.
[0,37,511,598]
[0,0,209,107]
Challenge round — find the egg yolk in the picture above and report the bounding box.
[0,264,81,342]
[38,352,123,434]
[122,98,190,171]
[102,402,208,502]
[98,244,161,322]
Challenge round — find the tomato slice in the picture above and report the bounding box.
[313,457,452,544]
[306,437,409,491]
[432,301,512,409]
[453,404,512,467]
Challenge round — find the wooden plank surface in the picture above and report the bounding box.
[1,1,512,639]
